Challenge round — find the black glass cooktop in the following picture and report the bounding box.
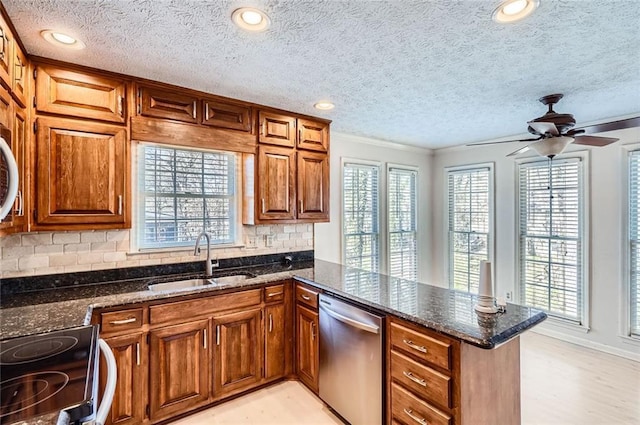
[0,325,99,424]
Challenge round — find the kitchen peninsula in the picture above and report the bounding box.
[1,255,546,425]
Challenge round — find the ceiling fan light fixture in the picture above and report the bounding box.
[492,0,540,23]
[531,136,573,158]
[41,30,85,49]
[232,7,271,32]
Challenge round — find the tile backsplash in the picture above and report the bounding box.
[0,224,314,279]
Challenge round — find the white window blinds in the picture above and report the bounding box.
[138,144,236,249]
[388,167,418,281]
[518,159,583,323]
[447,167,491,293]
[343,163,380,273]
[629,151,640,336]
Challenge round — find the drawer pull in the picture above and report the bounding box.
[136,342,140,366]
[404,408,428,425]
[267,291,283,297]
[403,371,427,387]
[216,325,221,346]
[109,317,136,325]
[403,339,427,353]
[192,101,197,119]
[269,314,273,333]
[301,294,311,301]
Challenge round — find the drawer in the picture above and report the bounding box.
[264,283,285,303]
[150,288,261,326]
[295,284,318,309]
[391,350,452,409]
[101,308,144,334]
[390,321,452,371]
[391,382,452,425]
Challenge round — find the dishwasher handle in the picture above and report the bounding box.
[320,304,379,334]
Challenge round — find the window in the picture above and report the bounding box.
[629,151,640,336]
[137,144,236,249]
[342,162,380,273]
[388,167,418,280]
[447,165,492,293]
[518,158,584,323]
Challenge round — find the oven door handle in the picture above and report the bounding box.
[95,338,117,425]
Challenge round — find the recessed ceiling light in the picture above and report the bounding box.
[492,0,539,23]
[231,7,271,32]
[314,102,335,111]
[41,30,85,49]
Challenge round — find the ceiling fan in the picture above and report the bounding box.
[469,94,640,158]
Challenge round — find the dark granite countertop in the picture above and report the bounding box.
[1,258,545,349]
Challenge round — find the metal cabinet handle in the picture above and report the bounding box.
[298,128,302,142]
[192,101,197,119]
[0,28,5,59]
[118,195,123,215]
[136,342,140,366]
[403,339,427,353]
[118,95,124,117]
[403,408,428,425]
[311,322,316,340]
[269,314,273,333]
[299,199,304,214]
[216,325,221,346]
[267,291,283,297]
[109,317,136,325]
[205,103,209,121]
[261,198,266,214]
[403,371,427,387]
[16,190,23,216]
[203,328,207,349]
[301,294,310,301]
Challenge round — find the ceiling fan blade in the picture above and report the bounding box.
[572,135,619,147]
[528,121,559,136]
[467,137,540,146]
[506,145,531,157]
[575,116,640,134]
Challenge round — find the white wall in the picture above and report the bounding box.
[431,127,640,360]
[314,132,433,283]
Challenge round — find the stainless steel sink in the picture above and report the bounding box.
[148,278,215,292]
[210,274,254,285]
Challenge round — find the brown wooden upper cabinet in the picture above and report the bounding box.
[257,145,296,221]
[11,42,26,107]
[297,151,329,221]
[35,117,128,228]
[298,118,329,152]
[202,98,252,132]
[35,64,127,124]
[0,15,12,90]
[137,85,198,124]
[258,111,297,147]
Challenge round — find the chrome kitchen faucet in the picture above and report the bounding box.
[194,231,219,277]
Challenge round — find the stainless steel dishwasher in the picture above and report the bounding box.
[319,294,383,425]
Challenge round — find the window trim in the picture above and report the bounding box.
[131,141,243,252]
[515,152,590,330]
[444,162,495,292]
[622,142,640,342]
[387,163,419,281]
[341,158,382,273]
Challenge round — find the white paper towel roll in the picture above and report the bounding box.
[478,260,492,297]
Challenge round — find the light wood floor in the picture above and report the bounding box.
[171,332,640,425]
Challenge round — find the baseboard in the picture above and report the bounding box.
[531,327,640,362]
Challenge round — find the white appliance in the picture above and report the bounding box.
[0,123,18,220]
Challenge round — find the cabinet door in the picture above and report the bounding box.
[149,320,210,421]
[257,145,296,220]
[35,117,127,227]
[138,85,198,123]
[213,308,262,397]
[297,151,329,221]
[296,304,319,392]
[258,111,296,147]
[202,98,252,132]
[0,16,12,89]
[101,333,146,425]
[35,65,126,123]
[0,89,13,231]
[10,104,27,230]
[297,118,329,152]
[11,43,27,107]
[265,303,286,380]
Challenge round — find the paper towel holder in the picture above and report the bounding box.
[475,260,499,314]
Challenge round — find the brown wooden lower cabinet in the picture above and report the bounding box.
[264,303,286,380]
[101,333,146,425]
[213,308,262,398]
[149,319,210,422]
[296,304,319,392]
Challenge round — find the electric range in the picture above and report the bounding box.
[0,325,100,424]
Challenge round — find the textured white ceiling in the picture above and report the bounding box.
[4,0,640,149]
